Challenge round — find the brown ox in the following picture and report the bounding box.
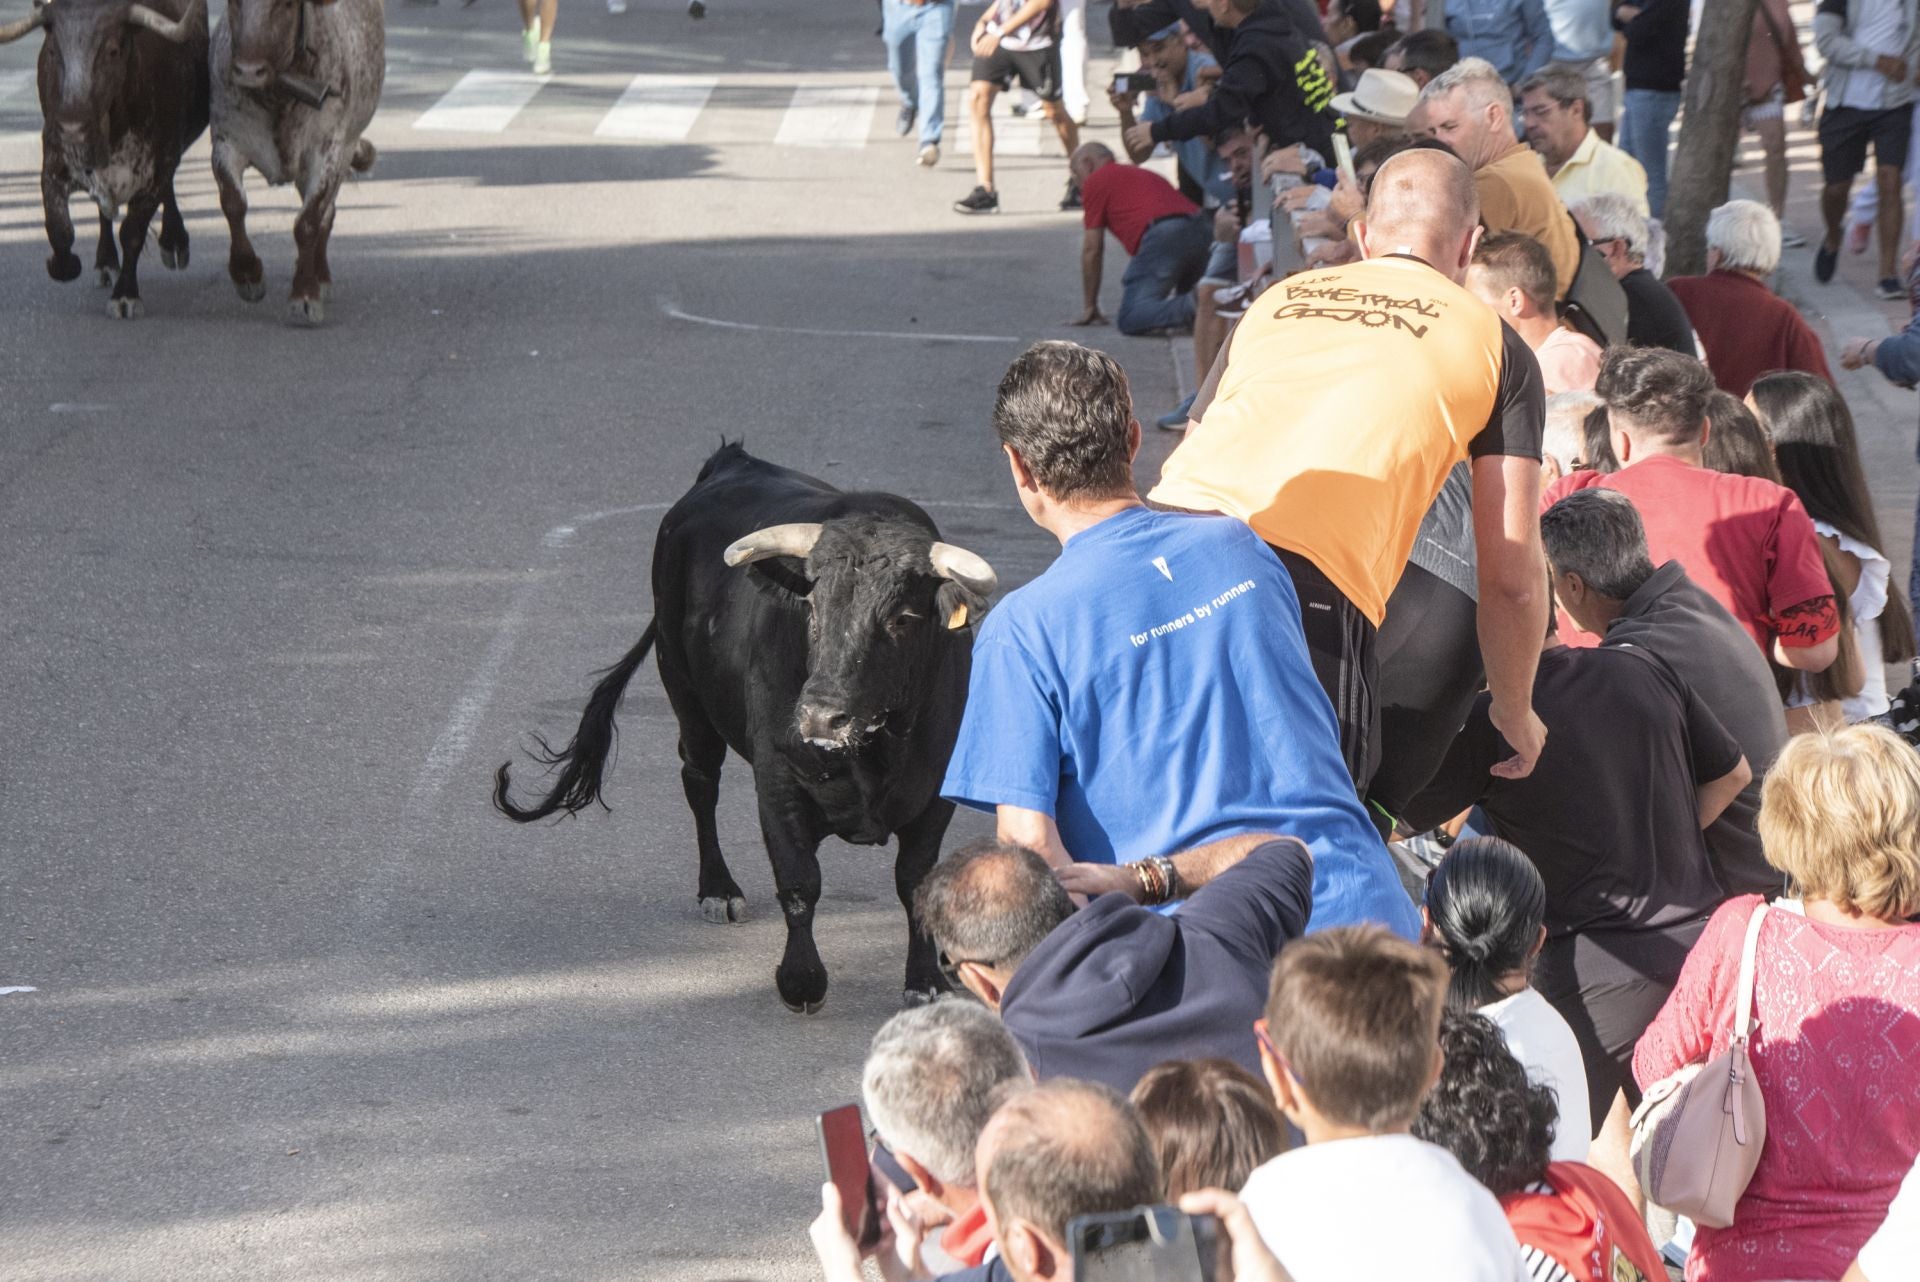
[1,0,209,318]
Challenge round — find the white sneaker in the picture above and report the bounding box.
[522,21,539,63]
[607,0,625,10]
[532,40,551,75]
[917,143,939,167]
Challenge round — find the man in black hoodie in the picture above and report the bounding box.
[915,835,1314,1092]
[1110,0,1329,61]
[1120,0,1341,160]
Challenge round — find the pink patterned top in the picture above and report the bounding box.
[1633,895,1920,1282]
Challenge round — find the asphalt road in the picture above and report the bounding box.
[3,4,1918,1280]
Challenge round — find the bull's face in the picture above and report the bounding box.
[227,0,303,89]
[725,518,996,753]
[3,0,198,164]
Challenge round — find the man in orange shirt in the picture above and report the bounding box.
[1151,148,1550,792]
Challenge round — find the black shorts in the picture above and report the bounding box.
[971,43,1062,101]
[1271,546,1380,794]
[1367,564,1485,824]
[1819,104,1913,185]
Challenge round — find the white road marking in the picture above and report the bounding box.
[663,302,1017,344]
[0,986,38,996]
[594,74,718,141]
[774,85,879,149]
[952,111,1047,158]
[49,403,116,414]
[413,69,548,134]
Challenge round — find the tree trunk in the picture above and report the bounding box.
[1663,0,1764,277]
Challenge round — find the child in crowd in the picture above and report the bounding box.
[1241,926,1530,1281]
[1131,1058,1288,1200]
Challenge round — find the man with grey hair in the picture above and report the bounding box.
[1571,193,1694,354]
[1668,198,1834,396]
[1420,57,1580,296]
[914,835,1315,1091]
[1539,389,1602,482]
[1518,64,1647,214]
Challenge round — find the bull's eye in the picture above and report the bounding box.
[887,610,920,637]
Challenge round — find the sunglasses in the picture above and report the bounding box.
[938,949,999,989]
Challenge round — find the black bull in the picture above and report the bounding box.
[493,445,997,1012]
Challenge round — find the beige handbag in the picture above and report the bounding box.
[1628,902,1771,1229]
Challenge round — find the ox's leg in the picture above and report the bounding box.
[680,722,747,924]
[158,175,189,271]
[312,200,336,302]
[893,799,955,1006]
[106,191,160,320]
[41,151,82,284]
[287,169,342,326]
[92,203,119,287]
[212,138,266,303]
[759,788,829,1014]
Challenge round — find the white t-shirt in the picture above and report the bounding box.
[986,0,1055,52]
[1787,522,1892,721]
[1858,1152,1919,1281]
[1838,0,1911,110]
[1240,1134,1530,1282]
[1480,988,1592,1164]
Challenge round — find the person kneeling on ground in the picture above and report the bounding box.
[916,834,1312,1091]
[1412,1011,1668,1282]
[942,341,1417,937]
[1068,143,1214,334]
[1241,926,1530,1281]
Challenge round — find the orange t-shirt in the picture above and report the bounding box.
[1149,255,1544,625]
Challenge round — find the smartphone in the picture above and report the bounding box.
[1111,70,1156,95]
[1331,132,1358,188]
[816,1104,880,1251]
[871,1139,918,1196]
[1069,1206,1221,1282]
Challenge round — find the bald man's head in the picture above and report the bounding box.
[1070,142,1115,182]
[1355,149,1482,282]
[915,841,1074,979]
[978,1080,1162,1256]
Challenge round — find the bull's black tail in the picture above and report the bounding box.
[492,621,658,822]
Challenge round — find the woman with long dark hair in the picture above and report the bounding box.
[1748,372,1915,722]
[1423,837,1590,1162]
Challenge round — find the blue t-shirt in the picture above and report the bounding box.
[1140,53,1238,208]
[941,507,1418,938]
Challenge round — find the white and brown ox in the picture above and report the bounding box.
[0,0,209,318]
[209,0,381,325]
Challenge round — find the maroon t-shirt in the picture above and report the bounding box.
[1667,269,1833,397]
[1082,163,1197,256]
[1544,455,1837,653]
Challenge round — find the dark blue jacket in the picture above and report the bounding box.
[998,839,1314,1092]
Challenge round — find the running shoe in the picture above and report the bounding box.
[1849,219,1873,254]
[522,21,539,63]
[1815,242,1838,283]
[954,185,999,215]
[1156,393,1196,431]
[896,105,916,137]
[607,0,626,11]
[1780,227,1807,249]
[1059,180,1082,211]
[687,0,706,17]
[1879,277,1905,300]
[917,143,940,168]
[532,40,551,75]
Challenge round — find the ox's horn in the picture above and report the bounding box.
[125,0,201,42]
[929,543,997,596]
[0,8,46,42]
[723,523,824,568]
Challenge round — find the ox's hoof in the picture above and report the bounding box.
[234,277,266,303]
[776,965,828,1015]
[902,986,940,1008]
[699,895,749,924]
[286,296,326,327]
[106,296,143,320]
[47,251,83,283]
[317,281,333,302]
[94,266,116,288]
[160,242,188,271]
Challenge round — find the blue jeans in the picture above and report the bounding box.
[882,0,955,146]
[1620,88,1683,218]
[1118,215,1212,335]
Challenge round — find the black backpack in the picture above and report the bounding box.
[1559,215,1629,348]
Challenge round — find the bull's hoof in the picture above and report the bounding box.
[775,965,828,1014]
[233,277,266,303]
[699,895,749,924]
[94,266,116,288]
[286,296,326,327]
[160,241,188,271]
[317,281,333,302]
[106,295,143,320]
[47,251,82,283]
[902,986,940,1008]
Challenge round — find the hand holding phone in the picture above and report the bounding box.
[817,1104,880,1251]
[1070,1205,1222,1282]
[1331,133,1358,189]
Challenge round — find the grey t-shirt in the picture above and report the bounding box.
[1408,464,1478,602]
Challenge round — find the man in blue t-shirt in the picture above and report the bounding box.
[1113,24,1237,207]
[941,339,1419,937]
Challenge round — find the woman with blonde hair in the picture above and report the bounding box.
[1627,725,1920,1282]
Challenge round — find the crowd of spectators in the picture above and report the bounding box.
[815,5,1920,1282]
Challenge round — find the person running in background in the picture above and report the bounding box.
[518,0,556,75]
[955,0,1080,215]
[1812,0,1919,297]
[883,0,958,169]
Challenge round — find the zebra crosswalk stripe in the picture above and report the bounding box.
[413,68,547,134]
[773,85,879,149]
[593,74,719,141]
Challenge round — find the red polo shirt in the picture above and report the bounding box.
[1083,162,1198,256]
[1667,269,1833,396]
[1544,455,1836,653]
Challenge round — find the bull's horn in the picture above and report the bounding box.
[0,8,46,42]
[125,0,200,41]
[723,523,824,568]
[929,543,997,596]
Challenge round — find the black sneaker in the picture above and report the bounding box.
[1815,242,1838,283]
[1059,180,1082,211]
[954,185,999,215]
[1878,276,1904,300]
[895,104,915,137]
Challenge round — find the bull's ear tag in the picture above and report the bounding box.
[946,601,970,630]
